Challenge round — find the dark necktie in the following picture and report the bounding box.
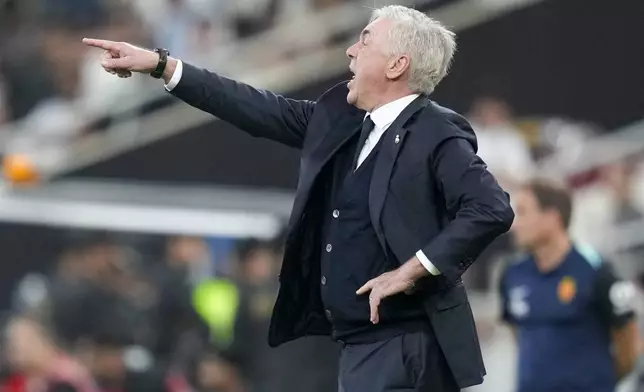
[353,116,375,169]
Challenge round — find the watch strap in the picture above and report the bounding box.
[150,48,170,79]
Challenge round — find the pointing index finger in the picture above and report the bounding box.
[82,38,118,51]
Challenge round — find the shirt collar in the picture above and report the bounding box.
[367,94,420,129]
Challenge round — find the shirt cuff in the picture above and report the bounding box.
[164,60,183,91]
[416,250,441,275]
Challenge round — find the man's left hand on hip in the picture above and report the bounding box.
[356,256,427,324]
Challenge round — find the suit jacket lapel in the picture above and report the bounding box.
[369,95,429,251]
[288,107,364,230]
[311,113,364,168]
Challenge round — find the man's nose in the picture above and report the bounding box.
[346,43,357,59]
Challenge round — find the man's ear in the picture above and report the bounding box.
[386,55,411,80]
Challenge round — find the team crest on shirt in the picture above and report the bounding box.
[557,276,577,304]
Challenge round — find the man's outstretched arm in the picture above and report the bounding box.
[82,38,315,149]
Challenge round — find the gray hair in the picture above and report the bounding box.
[371,6,456,95]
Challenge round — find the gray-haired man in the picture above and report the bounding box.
[83,6,513,391]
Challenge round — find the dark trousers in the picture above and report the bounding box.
[338,330,459,392]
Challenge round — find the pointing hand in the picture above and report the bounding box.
[82,38,162,78]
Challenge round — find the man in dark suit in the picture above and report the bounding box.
[83,5,514,391]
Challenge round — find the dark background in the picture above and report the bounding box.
[66,0,644,189]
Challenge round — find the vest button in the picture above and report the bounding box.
[332,209,340,218]
[321,276,327,285]
[326,244,332,252]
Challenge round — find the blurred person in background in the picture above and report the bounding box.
[0,27,57,127]
[534,117,597,165]
[569,158,644,269]
[48,234,149,349]
[275,0,354,60]
[231,0,279,39]
[152,235,242,390]
[83,4,515,391]
[147,0,204,58]
[81,330,172,392]
[217,239,272,390]
[164,236,214,286]
[465,95,530,291]
[130,0,231,63]
[12,0,109,128]
[195,351,244,392]
[153,236,212,369]
[603,160,644,226]
[45,232,165,389]
[468,96,534,192]
[228,239,338,392]
[76,0,151,123]
[48,235,119,346]
[3,314,98,392]
[2,0,148,165]
[499,180,640,392]
[602,160,644,281]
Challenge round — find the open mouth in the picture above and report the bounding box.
[347,69,356,89]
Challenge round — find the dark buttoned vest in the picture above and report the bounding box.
[319,121,429,344]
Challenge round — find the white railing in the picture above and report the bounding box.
[0,179,293,237]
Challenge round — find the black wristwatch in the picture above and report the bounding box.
[150,48,170,79]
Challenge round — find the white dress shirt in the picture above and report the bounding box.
[165,60,184,91]
[359,95,440,276]
[165,65,440,275]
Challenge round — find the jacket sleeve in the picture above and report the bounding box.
[169,62,315,149]
[420,119,515,283]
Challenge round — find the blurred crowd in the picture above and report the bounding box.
[462,97,644,392]
[0,0,356,165]
[0,95,641,392]
[1,230,340,392]
[1,1,643,390]
[442,95,644,293]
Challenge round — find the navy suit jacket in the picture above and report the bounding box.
[170,63,514,388]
